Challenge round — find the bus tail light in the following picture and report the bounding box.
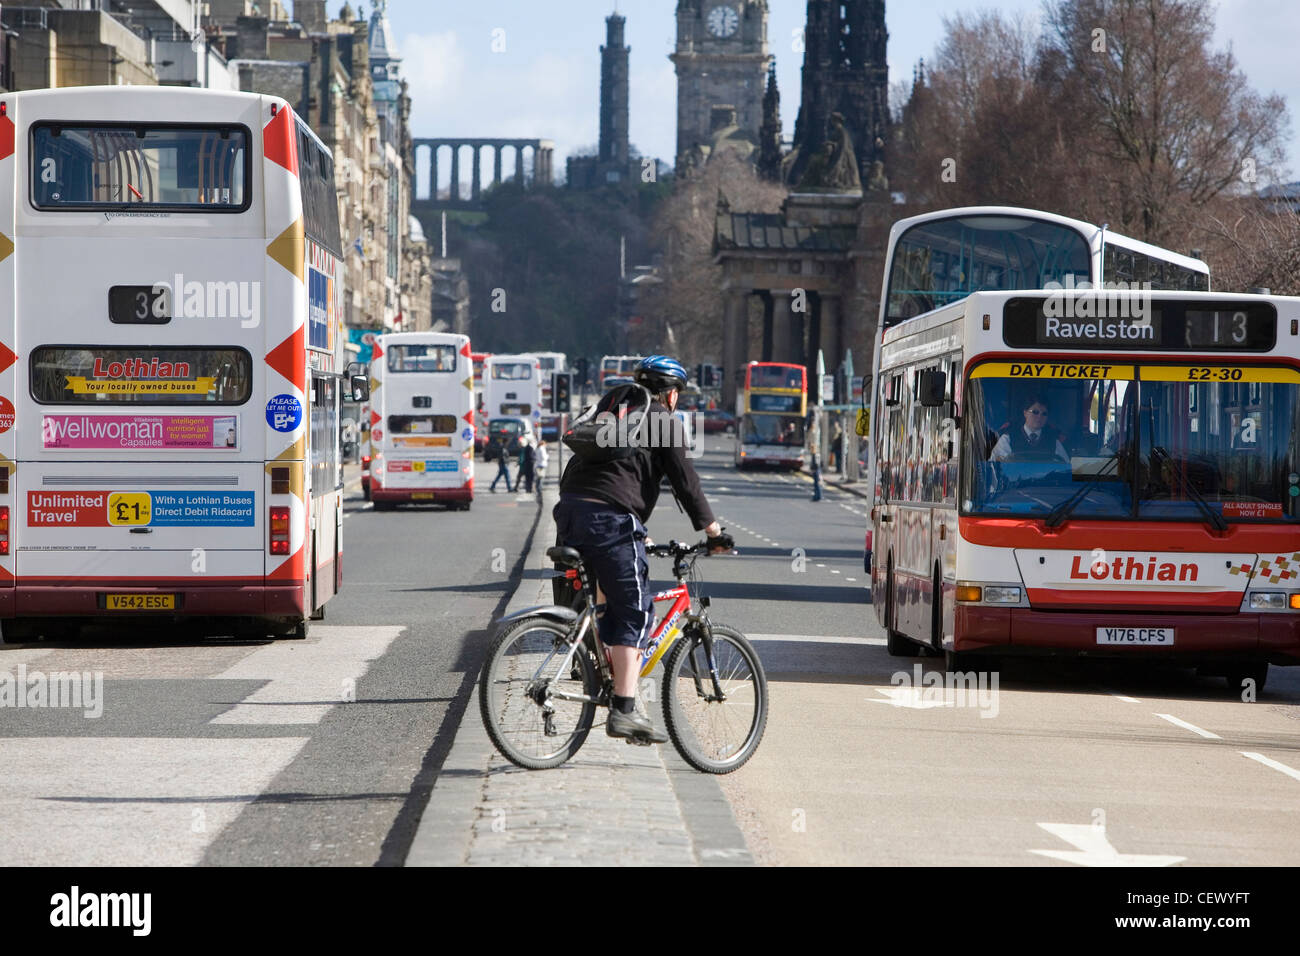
[269,507,291,555]
[271,466,291,495]
[0,505,8,555]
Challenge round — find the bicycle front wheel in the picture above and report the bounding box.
[479,615,598,769]
[662,623,768,774]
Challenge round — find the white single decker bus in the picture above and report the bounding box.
[367,331,475,509]
[0,87,365,640]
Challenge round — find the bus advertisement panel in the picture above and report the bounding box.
[368,332,474,509]
[869,288,1300,688]
[735,362,807,470]
[1,87,354,640]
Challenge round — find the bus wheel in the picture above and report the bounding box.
[373,500,394,512]
[280,621,308,641]
[1223,664,1267,697]
[885,563,920,657]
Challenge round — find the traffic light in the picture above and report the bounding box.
[703,364,721,389]
[574,357,590,386]
[552,372,573,412]
[696,363,706,388]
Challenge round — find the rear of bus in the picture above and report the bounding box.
[368,332,474,508]
[0,88,341,638]
[484,354,542,429]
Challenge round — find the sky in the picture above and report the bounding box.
[381,0,1300,188]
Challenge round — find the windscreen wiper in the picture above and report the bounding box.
[1148,445,1227,532]
[1043,453,1122,529]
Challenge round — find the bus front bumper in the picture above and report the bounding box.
[955,606,1300,664]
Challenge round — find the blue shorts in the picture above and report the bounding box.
[553,497,652,650]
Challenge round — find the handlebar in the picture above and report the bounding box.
[647,534,735,558]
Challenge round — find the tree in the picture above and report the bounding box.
[639,152,786,362]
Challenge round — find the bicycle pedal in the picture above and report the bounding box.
[625,735,655,747]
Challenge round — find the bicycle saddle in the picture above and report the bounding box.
[546,546,583,568]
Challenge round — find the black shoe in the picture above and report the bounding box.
[606,709,668,744]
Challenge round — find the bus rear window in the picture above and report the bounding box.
[389,415,458,434]
[387,345,458,373]
[31,123,249,211]
[492,363,534,380]
[30,347,252,405]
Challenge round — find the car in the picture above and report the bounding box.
[483,416,535,461]
[701,409,736,434]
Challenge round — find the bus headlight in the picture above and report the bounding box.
[983,586,1022,604]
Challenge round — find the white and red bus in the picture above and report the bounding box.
[735,361,807,470]
[600,354,642,387]
[869,285,1300,690]
[367,331,474,509]
[0,87,363,640]
[483,353,542,427]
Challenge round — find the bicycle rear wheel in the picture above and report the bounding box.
[479,616,598,769]
[662,623,768,774]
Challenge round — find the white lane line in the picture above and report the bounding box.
[1154,713,1221,739]
[748,633,886,646]
[211,625,405,725]
[846,577,857,582]
[1241,752,1300,782]
[830,569,841,574]
[815,563,825,568]
[1112,694,1141,703]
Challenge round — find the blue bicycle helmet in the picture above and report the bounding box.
[633,355,689,393]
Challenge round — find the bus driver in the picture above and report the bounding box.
[989,394,1070,463]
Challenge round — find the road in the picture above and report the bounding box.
[2,439,1299,867]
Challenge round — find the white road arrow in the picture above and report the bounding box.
[869,687,954,709]
[1030,823,1185,867]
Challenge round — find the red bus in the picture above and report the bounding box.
[735,362,807,470]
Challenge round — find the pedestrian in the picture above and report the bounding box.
[534,440,549,495]
[807,409,822,502]
[489,438,513,493]
[831,419,843,472]
[519,434,536,494]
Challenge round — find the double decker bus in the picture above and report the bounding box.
[533,351,566,440]
[600,354,642,387]
[483,353,542,426]
[367,332,474,510]
[869,282,1300,689]
[1,87,364,640]
[735,362,807,470]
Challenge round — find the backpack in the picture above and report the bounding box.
[562,383,654,463]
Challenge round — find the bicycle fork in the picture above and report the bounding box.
[687,616,728,703]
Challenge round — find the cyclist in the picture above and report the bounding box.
[554,355,732,743]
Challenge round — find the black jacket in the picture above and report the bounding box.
[559,399,715,530]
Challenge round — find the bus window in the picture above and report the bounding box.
[388,344,457,373]
[29,346,252,405]
[31,124,249,210]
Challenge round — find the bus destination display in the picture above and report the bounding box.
[1003,297,1276,351]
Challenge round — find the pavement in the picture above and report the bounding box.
[406,462,755,866]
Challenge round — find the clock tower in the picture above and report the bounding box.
[670,1,772,169]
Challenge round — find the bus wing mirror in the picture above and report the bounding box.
[855,406,870,437]
[350,375,370,403]
[919,369,947,407]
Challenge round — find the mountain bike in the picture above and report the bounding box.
[479,539,768,773]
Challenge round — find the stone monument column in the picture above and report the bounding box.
[722,290,750,410]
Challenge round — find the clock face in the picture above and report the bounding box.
[707,4,739,38]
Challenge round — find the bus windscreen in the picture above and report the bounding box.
[886,215,1091,325]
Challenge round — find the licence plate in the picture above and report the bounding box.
[411,492,435,500]
[105,593,176,611]
[1096,626,1174,646]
